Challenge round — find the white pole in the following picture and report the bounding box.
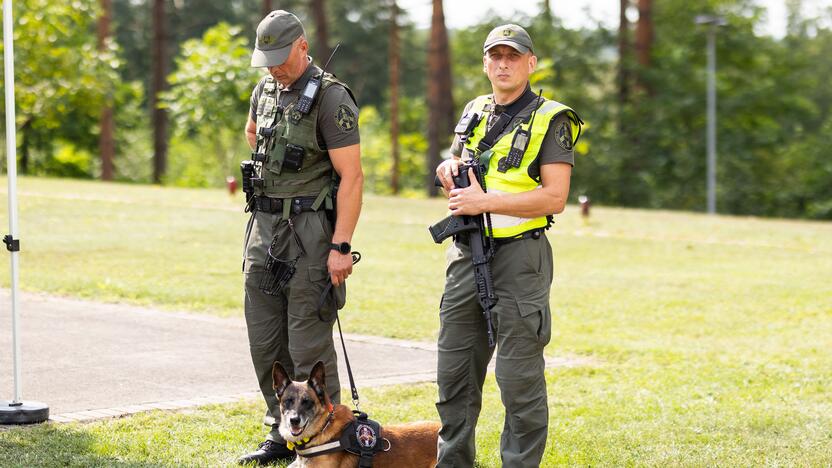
[2,1,48,424]
[4,0,23,403]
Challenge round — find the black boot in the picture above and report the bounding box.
[238,439,295,465]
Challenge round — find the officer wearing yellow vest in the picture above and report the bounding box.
[238,10,363,465]
[434,23,581,467]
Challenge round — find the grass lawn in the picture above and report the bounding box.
[1,176,831,465]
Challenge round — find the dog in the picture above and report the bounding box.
[272,361,440,468]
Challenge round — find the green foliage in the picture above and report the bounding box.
[0,0,121,176]
[5,0,832,218]
[359,99,430,197]
[162,23,260,186]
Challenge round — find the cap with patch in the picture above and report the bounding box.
[483,24,534,54]
[251,10,305,68]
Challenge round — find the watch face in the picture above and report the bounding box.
[332,242,350,254]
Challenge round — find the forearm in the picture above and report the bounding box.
[332,171,363,243]
[482,187,567,218]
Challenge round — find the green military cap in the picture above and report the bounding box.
[483,24,534,54]
[251,10,305,67]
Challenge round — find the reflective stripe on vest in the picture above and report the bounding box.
[464,94,581,238]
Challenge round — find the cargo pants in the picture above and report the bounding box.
[436,235,553,468]
[243,207,344,442]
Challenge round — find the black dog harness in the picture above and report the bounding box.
[293,410,390,467]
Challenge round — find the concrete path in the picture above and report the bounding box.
[0,290,586,423]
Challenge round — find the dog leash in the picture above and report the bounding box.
[316,252,363,410]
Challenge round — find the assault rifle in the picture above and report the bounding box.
[429,163,498,348]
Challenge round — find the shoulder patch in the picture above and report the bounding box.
[335,104,357,132]
[556,119,573,151]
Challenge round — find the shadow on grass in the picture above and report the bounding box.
[0,423,164,468]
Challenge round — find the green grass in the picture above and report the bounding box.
[1,176,831,465]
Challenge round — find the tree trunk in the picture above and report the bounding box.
[389,0,400,194]
[98,0,115,181]
[426,0,454,197]
[151,0,168,184]
[618,0,630,106]
[541,0,553,24]
[635,0,653,93]
[262,0,273,17]
[311,0,331,61]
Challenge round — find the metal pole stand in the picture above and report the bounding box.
[1,401,50,425]
[2,0,49,425]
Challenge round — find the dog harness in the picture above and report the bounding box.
[292,410,390,467]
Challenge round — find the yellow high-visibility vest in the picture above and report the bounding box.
[463,94,582,238]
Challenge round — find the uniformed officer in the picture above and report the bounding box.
[238,10,363,465]
[434,24,582,467]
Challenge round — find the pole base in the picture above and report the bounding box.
[0,400,49,425]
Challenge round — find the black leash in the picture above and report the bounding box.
[316,251,363,409]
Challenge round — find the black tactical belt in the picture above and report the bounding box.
[253,196,319,214]
[455,228,543,247]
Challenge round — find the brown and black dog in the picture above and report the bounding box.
[273,361,439,468]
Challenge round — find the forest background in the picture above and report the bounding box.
[1,0,831,219]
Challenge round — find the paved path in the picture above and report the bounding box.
[0,290,587,423]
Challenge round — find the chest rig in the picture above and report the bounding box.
[252,72,352,212]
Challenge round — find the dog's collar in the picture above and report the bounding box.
[286,404,335,451]
[295,440,343,457]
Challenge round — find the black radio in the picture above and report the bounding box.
[294,43,341,117]
[295,77,320,114]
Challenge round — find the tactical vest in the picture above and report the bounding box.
[254,73,352,210]
[462,94,582,238]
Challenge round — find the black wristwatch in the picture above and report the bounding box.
[330,241,351,255]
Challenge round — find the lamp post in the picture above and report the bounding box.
[1,0,50,425]
[695,14,726,215]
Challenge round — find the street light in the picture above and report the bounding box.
[695,14,726,214]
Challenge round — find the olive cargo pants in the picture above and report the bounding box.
[436,235,553,468]
[243,208,343,442]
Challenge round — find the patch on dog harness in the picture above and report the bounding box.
[355,422,377,449]
[340,411,389,467]
[293,410,390,466]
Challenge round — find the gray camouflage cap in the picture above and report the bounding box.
[483,24,534,54]
[251,10,305,67]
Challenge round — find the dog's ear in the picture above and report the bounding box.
[272,361,291,398]
[307,361,328,404]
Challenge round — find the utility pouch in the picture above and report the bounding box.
[283,143,306,172]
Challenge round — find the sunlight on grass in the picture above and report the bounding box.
[1,177,831,465]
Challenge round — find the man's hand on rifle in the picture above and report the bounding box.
[448,168,489,216]
[436,158,464,194]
